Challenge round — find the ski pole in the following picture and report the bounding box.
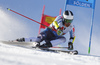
[39,47,68,49]
[7,8,52,29]
[52,47,68,49]
[72,36,76,44]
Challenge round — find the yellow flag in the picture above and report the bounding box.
[45,16,56,24]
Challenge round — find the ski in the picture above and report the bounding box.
[33,47,78,55]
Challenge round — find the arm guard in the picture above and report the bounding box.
[69,25,75,43]
[53,21,59,29]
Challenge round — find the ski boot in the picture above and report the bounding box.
[39,43,52,48]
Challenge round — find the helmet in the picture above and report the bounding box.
[63,10,74,23]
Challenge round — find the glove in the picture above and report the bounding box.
[68,42,73,50]
[57,27,63,35]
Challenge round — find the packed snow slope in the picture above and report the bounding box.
[0,42,100,65]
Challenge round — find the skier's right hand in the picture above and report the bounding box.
[68,42,73,50]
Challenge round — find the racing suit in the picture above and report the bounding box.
[35,15,75,47]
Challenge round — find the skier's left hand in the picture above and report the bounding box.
[57,29,63,35]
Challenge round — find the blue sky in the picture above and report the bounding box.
[0,0,100,55]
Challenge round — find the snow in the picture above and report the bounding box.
[0,42,100,65]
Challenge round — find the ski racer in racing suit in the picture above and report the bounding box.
[16,10,75,50]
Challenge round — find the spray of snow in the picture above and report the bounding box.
[0,8,32,41]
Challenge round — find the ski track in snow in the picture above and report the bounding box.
[0,42,100,65]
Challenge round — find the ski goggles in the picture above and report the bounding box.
[64,19,73,23]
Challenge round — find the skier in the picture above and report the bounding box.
[16,10,75,50]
